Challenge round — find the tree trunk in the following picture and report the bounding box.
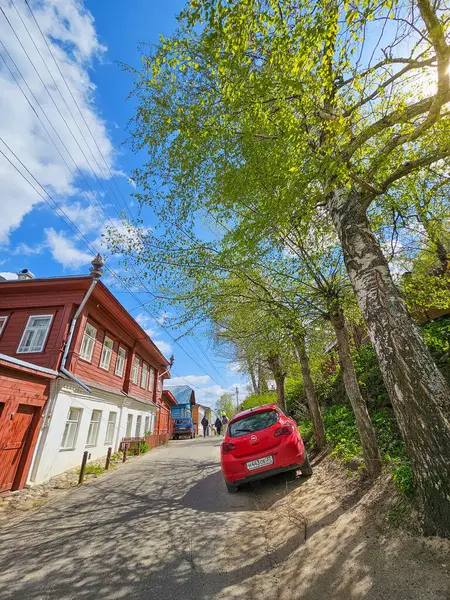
[329,189,450,537]
[329,304,382,478]
[275,375,287,413]
[258,359,268,393]
[293,333,326,450]
[247,361,258,394]
[267,354,287,412]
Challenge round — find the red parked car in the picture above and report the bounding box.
[221,404,312,493]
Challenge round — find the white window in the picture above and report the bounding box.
[126,413,133,437]
[0,316,8,336]
[115,346,126,377]
[61,407,82,450]
[141,363,148,389]
[135,415,142,437]
[148,367,155,393]
[105,411,117,445]
[86,410,102,446]
[144,416,150,434]
[17,315,53,353]
[131,356,140,384]
[80,322,97,362]
[157,376,163,392]
[99,335,114,371]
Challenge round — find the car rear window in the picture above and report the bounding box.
[228,410,279,438]
[175,419,191,425]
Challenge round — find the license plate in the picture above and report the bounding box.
[246,455,274,471]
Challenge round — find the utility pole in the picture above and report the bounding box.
[235,386,239,411]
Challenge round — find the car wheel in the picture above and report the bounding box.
[191,433,194,439]
[301,454,313,476]
[226,481,238,494]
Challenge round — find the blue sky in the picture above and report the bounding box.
[0,0,249,408]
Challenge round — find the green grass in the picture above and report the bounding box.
[299,404,414,496]
[78,463,105,477]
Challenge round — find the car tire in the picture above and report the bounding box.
[191,433,194,439]
[301,454,313,476]
[226,481,238,494]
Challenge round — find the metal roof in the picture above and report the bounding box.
[165,385,195,405]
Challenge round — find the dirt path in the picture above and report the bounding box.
[0,438,448,599]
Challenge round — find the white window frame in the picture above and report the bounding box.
[99,335,114,371]
[17,314,53,354]
[144,416,150,434]
[157,375,163,392]
[141,363,148,389]
[86,409,102,447]
[105,411,117,445]
[79,322,97,362]
[131,356,140,384]
[115,346,126,377]
[148,367,155,394]
[60,407,82,451]
[135,415,142,437]
[126,413,133,437]
[0,315,8,336]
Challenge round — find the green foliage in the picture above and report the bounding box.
[391,464,415,498]
[110,452,122,462]
[241,391,277,411]
[354,345,390,409]
[80,463,105,477]
[216,392,235,417]
[140,443,149,454]
[299,405,414,496]
[298,419,315,450]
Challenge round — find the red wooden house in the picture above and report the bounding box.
[0,257,172,491]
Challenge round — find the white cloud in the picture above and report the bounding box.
[0,0,113,244]
[45,227,92,269]
[13,242,45,255]
[135,312,172,358]
[154,339,172,357]
[165,376,249,410]
[167,375,211,387]
[227,362,241,373]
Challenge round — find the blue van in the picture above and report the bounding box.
[171,404,195,439]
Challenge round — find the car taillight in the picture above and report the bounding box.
[222,442,236,454]
[275,424,294,437]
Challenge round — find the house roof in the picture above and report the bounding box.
[162,389,177,406]
[0,353,58,379]
[165,385,196,405]
[0,274,170,368]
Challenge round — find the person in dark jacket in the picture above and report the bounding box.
[215,417,223,435]
[201,415,209,437]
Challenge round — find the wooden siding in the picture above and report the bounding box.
[0,366,50,491]
[70,298,164,403]
[0,305,73,370]
[0,277,169,402]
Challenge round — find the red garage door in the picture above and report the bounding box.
[0,404,36,492]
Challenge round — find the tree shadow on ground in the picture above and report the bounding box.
[1,445,447,600]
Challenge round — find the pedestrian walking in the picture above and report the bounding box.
[201,415,209,437]
[222,412,229,433]
[215,416,223,436]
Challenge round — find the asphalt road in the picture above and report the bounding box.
[0,437,298,600]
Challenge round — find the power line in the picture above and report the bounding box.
[18,0,133,219]
[0,136,227,388]
[0,6,228,387]
[0,5,126,224]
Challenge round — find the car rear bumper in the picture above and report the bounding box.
[226,462,304,487]
[222,436,305,484]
